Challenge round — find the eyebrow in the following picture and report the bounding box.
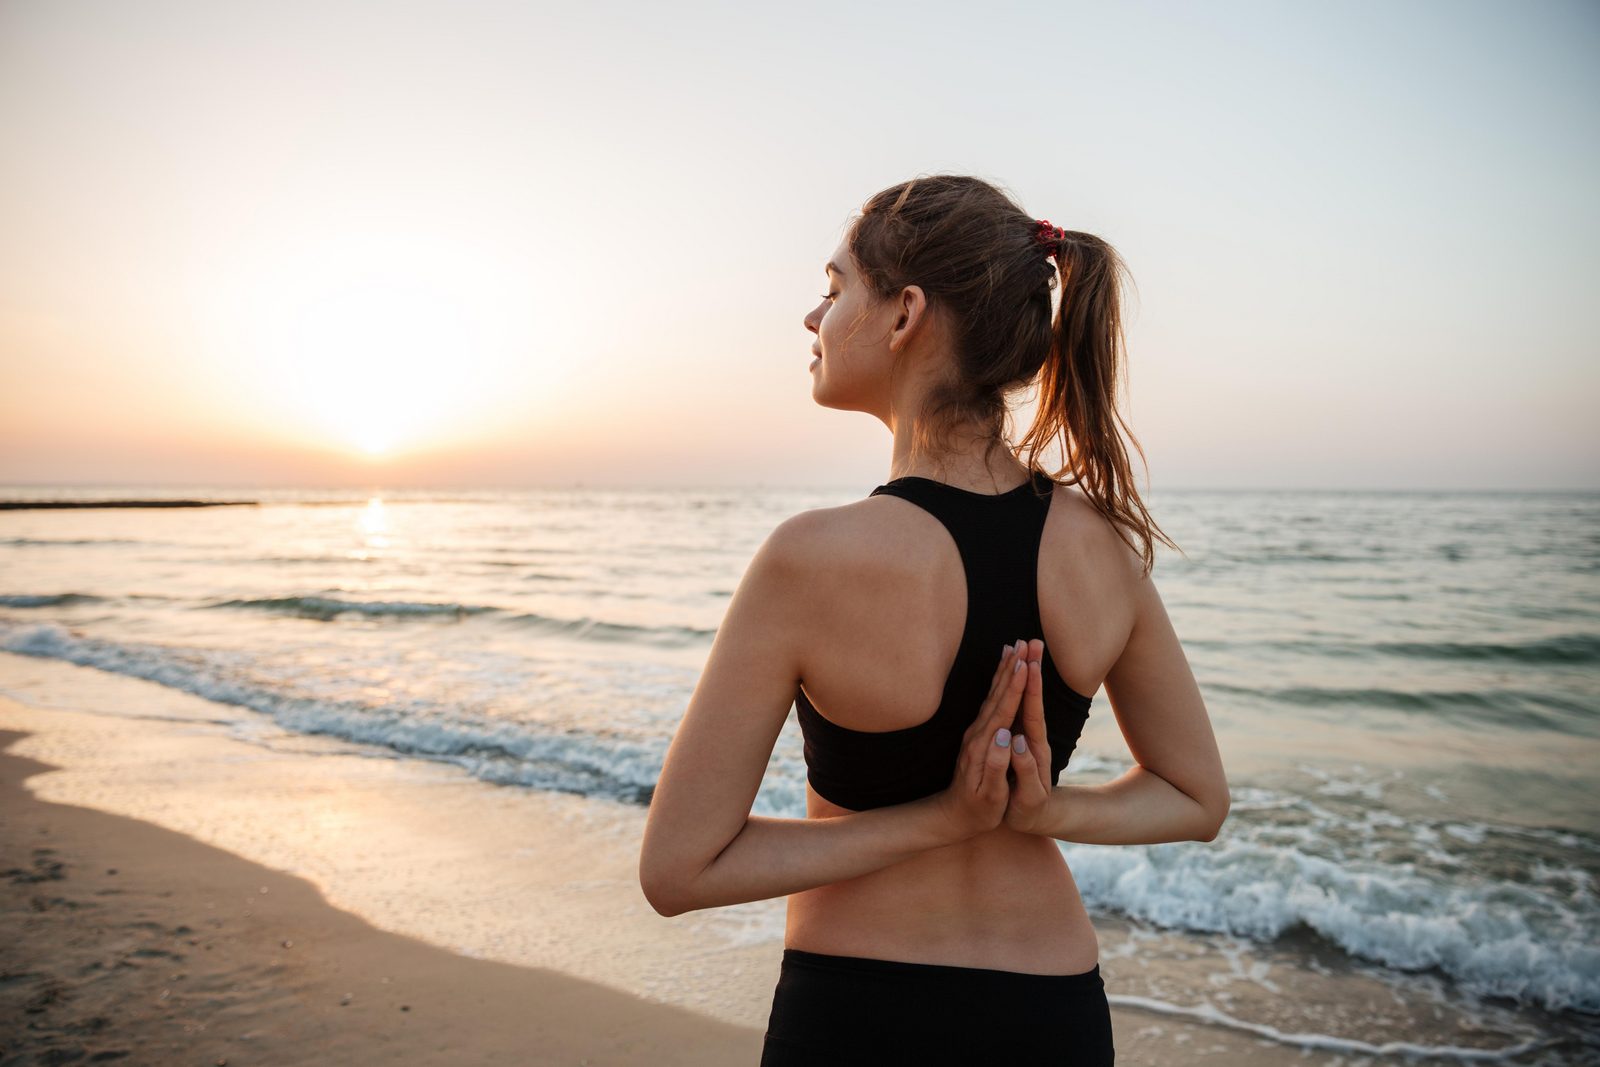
[825,261,845,276]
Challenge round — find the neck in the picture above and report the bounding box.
[877,334,1029,493]
[887,418,1029,493]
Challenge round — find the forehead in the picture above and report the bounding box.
[825,241,850,275]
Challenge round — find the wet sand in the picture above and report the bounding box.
[0,729,761,1065]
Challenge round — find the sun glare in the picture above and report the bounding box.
[281,279,466,456]
[206,231,540,460]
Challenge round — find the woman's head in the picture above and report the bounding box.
[805,173,1177,573]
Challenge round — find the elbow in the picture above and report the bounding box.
[638,860,695,918]
[640,824,740,917]
[1196,793,1231,842]
[643,884,688,918]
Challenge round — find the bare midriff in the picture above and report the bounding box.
[783,782,1100,976]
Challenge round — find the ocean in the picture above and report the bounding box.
[2,483,1596,1061]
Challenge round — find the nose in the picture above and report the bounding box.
[803,310,819,335]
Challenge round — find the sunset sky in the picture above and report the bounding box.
[1,0,1595,491]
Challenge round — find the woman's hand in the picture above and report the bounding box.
[931,639,1031,842]
[1003,638,1055,835]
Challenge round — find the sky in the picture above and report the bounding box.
[0,0,1595,491]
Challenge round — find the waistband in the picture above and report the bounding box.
[780,947,1103,989]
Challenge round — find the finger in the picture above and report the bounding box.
[981,713,1015,806]
[986,643,1027,724]
[965,641,1024,744]
[1021,656,1055,788]
[990,644,1028,730]
[972,651,1026,774]
[963,646,1012,747]
[988,642,1019,701]
[1008,733,1048,810]
[1019,652,1047,742]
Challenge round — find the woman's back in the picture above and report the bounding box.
[781,470,1141,975]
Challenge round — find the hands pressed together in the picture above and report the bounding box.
[934,638,1055,841]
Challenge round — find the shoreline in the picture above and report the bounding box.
[0,727,762,1064]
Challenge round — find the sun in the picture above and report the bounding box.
[275,276,469,457]
[206,230,542,461]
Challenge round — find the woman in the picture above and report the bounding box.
[638,174,1229,1065]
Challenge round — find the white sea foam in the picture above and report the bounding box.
[1105,992,1562,1060]
[1063,833,1600,1014]
[0,619,809,816]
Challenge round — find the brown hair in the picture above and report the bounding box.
[844,173,1179,574]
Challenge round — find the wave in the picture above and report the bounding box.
[0,537,145,547]
[0,620,801,817]
[195,593,715,646]
[1104,993,1562,1061]
[471,560,576,579]
[1187,633,1600,666]
[1203,547,1393,565]
[1202,681,1597,735]
[0,593,103,608]
[1064,833,1600,1016]
[502,612,716,647]
[203,594,501,621]
[1370,634,1600,665]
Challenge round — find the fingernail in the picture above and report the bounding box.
[994,727,1011,747]
[1012,734,1027,754]
[1013,656,1025,673]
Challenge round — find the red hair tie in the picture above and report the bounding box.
[1033,218,1065,251]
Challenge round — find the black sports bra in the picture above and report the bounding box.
[794,469,1095,811]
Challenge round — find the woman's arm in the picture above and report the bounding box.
[1027,766,1225,845]
[653,798,957,917]
[639,513,1022,917]
[1005,563,1231,846]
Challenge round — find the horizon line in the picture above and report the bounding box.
[1,481,1596,496]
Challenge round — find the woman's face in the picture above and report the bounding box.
[803,239,900,415]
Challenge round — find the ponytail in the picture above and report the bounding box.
[1014,232,1179,576]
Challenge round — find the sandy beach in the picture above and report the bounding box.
[1,655,1585,1065]
[0,727,762,1065]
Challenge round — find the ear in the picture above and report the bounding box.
[886,284,928,354]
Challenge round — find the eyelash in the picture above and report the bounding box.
[820,292,837,300]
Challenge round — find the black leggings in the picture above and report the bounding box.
[761,947,1115,1066]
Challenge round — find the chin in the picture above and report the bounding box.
[811,391,868,416]
[810,374,837,399]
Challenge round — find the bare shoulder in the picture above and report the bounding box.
[761,498,906,575]
[754,497,930,620]
[1045,480,1151,585]
[762,501,860,564]
[1036,479,1157,680]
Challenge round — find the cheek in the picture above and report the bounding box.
[819,304,847,348]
